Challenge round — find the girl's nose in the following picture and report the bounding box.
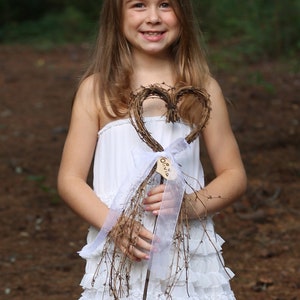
[146,7,161,24]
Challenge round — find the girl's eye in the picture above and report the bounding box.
[160,2,171,9]
[160,1,172,11]
[132,2,145,8]
[128,1,171,10]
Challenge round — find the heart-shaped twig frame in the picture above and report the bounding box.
[129,84,211,152]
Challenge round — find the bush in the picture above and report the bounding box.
[195,0,300,60]
[0,5,97,45]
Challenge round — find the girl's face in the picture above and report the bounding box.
[122,0,181,57]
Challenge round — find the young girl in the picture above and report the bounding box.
[58,0,247,299]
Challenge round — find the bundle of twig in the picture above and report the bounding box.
[93,83,211,299]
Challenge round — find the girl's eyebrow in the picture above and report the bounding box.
[125,0,146,3]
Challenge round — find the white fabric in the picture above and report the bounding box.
[79,116,236,299]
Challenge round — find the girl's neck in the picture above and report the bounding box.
[131,51,176,89]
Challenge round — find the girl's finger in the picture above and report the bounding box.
[131,245,150,260]
[120,241,149,261]
[144,194,176,213]
[143,193,162,204]
[147,184,166,196]
[139,227,154,242]
[135,236,152,252]
[119,244,140,261]
[143,190,172,207]
[144,202,161,212]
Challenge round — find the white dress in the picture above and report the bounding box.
[79,116,236,300]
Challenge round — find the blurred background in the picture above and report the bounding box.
[0,0,299,61]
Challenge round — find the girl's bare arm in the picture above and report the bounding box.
[186,77,247,218]
[57,76,153,260]
[57,76,109,229]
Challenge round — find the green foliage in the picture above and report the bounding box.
[0,5,98,46]
[0,1,101,47]
[196,0,300,60]
[0,0,299,59]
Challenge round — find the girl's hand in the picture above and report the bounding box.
[109,216,154,262]
[143,184,166,215]
[143,184,179,216]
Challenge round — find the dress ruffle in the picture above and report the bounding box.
[79,287,235,300]
[78,218,236,299]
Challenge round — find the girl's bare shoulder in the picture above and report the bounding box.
[75,74,118,128]
[204,76,223,99]
[73,74,102,119]
[76,74,99,105]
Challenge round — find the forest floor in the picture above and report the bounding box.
[0,45,299,299]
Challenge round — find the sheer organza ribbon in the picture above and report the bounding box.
[79,137,189,278]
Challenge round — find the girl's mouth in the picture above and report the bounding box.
[141,31,166,42]
[143,31,163,36]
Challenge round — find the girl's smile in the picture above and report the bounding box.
[141,30,166,42]
[142,30,164,37]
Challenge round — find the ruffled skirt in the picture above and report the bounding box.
[78,217,236,300]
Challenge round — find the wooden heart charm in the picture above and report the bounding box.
[129,83,211,152]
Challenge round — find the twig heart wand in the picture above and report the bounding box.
[128,83,211,299]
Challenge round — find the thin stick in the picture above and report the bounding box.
[142,174,163,300]
[142,216,158,300]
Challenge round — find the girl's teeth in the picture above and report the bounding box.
[145,32,161,36]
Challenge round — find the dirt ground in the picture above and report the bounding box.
[0,45,299,300]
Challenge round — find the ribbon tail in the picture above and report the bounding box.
[79,209,120,258]
[78,154,159,259]
[148,167,186,278]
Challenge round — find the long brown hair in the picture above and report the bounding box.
[80,0,210,120]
